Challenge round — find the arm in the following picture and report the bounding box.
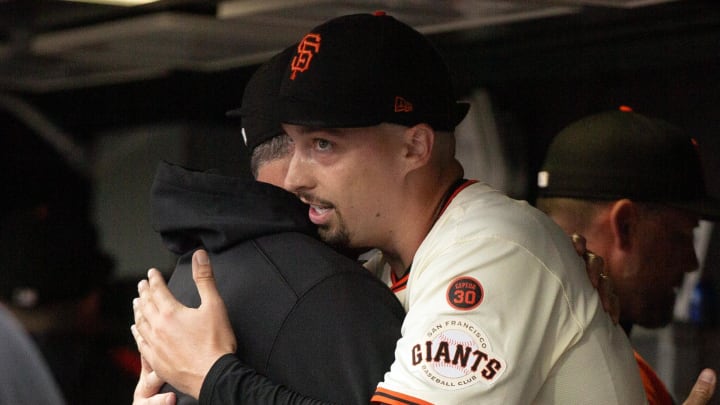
[371,225,647,405]
[133,249,402,405]
[198,354,329,405]
[130,348,330,405]
[198,264,403,404]
[133,250,237,399]
[373,238,575,403]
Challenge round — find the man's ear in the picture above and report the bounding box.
[402,123,435,170]
[608,199,637,250]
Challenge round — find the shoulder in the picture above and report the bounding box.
[415,183,599,319]
[429,183,575,265]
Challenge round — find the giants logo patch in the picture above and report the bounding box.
[412,319,506,390]
[446,276,483,310]
[290,33,321,80]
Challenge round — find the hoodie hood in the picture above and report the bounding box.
[151,161,317,255]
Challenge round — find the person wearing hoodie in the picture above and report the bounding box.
[141,46,405,405]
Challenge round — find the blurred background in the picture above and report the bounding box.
[0,0,718,403]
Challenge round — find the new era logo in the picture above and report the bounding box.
[394,96,413,113]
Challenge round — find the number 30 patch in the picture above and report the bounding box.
[446,277,483,310]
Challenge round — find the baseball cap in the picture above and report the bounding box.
[537,108,720,220]
[278,12,469,131]
[226,45,296,151]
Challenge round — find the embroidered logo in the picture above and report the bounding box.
[290,33,321,80]
[394,96,413,113]
[446,277,483,311]
[413,319,506,390]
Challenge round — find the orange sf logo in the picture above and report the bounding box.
[290,33,321,80]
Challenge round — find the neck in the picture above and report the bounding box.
[384,159,464,277]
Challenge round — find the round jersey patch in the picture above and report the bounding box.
[413,318,506,390]
[446,277,484,310]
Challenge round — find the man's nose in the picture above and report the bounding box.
[284,151,313,193]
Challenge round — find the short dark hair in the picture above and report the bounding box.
[250,134,292,178]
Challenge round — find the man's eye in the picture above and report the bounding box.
[316,139,332,150]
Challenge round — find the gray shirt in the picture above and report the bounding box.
[0,305,65,405]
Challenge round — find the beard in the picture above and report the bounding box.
[296,190,354,250]
[317,216,351,251]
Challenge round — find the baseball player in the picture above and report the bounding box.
[134,45,404,405]
[536,108,719,404]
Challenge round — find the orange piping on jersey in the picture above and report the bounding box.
[389,179,477,294]
[634,351,674,405]
[372,387,434,405]
[390,271,409,293]
[438,179,477,217]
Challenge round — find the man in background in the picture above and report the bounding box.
[0,302,65,404]
[536,108,718,404]
[0,203,138,405]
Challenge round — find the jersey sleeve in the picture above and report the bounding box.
[199,354,329,405]
[374,236,585,404]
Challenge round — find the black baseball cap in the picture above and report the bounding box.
[226,45,296,151]
[278,12,469,131]
[537,108,720,220]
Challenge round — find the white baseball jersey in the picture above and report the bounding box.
[368,181,647,404]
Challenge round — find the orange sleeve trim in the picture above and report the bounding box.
[371,387,434,405]
[634,350,675,405]
[438,179,477,217]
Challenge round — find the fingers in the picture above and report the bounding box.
[571,233,587,254]
[585,252,603,289]
[135,268,178,341]
[136,275,159,325]
[571,233,604,288]
[133,356,177,405]
[146,268,179,310]
[571,233,598,287]
[134,280,159,357]
[133,270,170,369]
[598,274,620,324]
[192,250,221,306]
[131,324,151,365]
[570,233,619,322]
[133,391,176,405]
[683,368,717,405]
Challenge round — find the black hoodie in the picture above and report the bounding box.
[151,161,404,405]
